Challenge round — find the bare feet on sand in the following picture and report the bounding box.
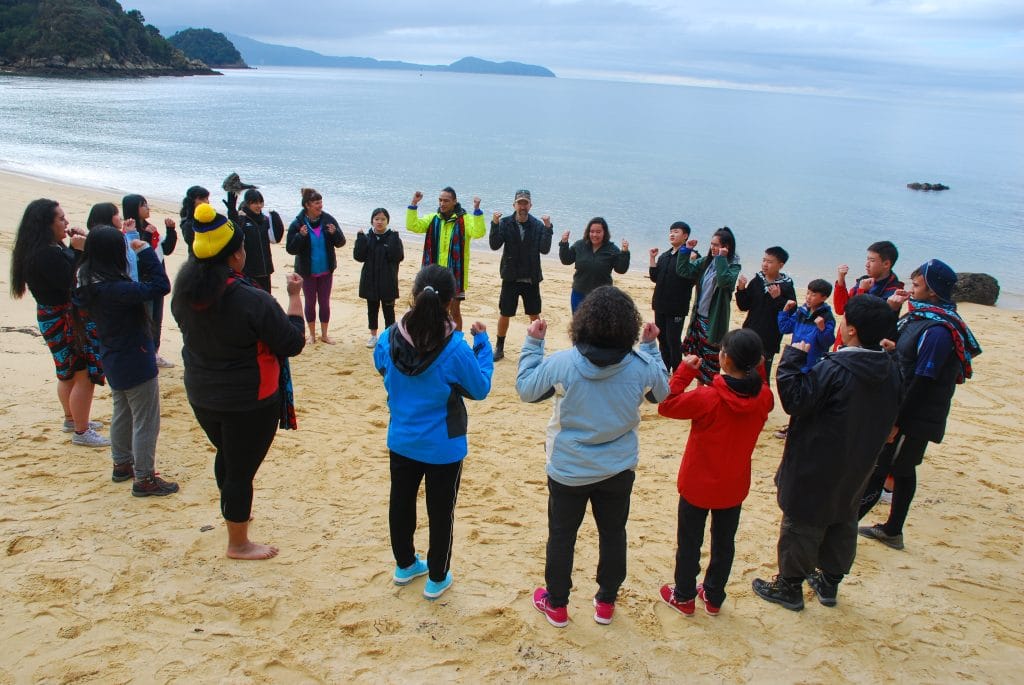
[320,335,336,345]
[226,541,279,560]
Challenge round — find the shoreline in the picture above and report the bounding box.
[0,170,1021,681]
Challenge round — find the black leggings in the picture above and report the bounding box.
[367,300,396,331]
[192,401,280,523]
[859,432,926,536]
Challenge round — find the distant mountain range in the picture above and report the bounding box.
[222,32,555,78]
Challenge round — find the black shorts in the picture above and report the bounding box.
[499,281,541,317]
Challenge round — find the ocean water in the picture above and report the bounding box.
[1,67,1022,306]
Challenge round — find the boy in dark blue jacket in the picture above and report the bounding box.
[777,279,836,373]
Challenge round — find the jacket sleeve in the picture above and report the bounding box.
[406,208,432,234]
[613,245,630,274]
[135,247,171,298]
[327,215,345,247]
[777,310,795,334]
[253,290,306,358]
[181,219,195,249]
[735,275,760,311]
[285,221,307,255]
[390,233,405,264]
[639,339,670,402]
[516,335,559,403]
[675,249,702,278]
[833,282,854,314]
[269,211,284,243]
[815,316,837,350]
[162,223,178,256]
[776,346,830,417]
[714,255,740,290]
[559,241,575,265]
[352,232,368,262]
[453,331,493,401]
[466,211,486,239]
[538,221,553,255]
[488,220,504,250]
[225,192,239,222]
[658,364,714,419]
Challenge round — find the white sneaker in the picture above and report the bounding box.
[71,428,111,448]
[879,490,893,505]
[62,419,101,433]
[366,334,378,348]
[155,356,175,368]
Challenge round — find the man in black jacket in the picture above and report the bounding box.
[753,295,901,611]
[489,189,553,361]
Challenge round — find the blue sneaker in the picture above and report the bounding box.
[423,572,453,600]
[393,554,429,586]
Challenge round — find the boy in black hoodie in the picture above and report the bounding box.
[648,221,698,372]
[735,245,796,381]
[752,295,901,610]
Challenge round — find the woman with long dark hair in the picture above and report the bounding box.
[178,185,210,255]
[10,199,108,447]
[227,188,284,292]
[172,203,305,559]
[123,194,177,368]
[373,265,493,599]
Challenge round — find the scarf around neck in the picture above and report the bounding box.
[899,300,981,383]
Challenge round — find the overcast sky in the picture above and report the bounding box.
[127,0,1022,98]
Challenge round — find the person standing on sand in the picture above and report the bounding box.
[353,208,404,348]
[406,187,487,331]
[488,189,553,361]
[122,194,177,369]
[287,187,345,345]
[10,198,109,447]
[172,203,306,560]
[558,217,630,314]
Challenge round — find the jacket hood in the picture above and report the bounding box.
[572,344,635,378]
[828,347,898,387]
[389,320,457,376]
[712,374,767,411]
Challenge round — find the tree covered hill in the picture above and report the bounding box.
[0,0,215,76]
[168,28,247,69]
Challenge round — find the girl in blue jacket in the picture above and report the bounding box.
[74,225,178,497]
[374,265,493,600]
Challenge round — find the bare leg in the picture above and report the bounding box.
[497,315,510,338]
[529,314,540,322]
[68,370,96,432]
[57,377,73,422]
[307,322,316,345]
[225,520,279,560]
[320,321,335,344]
[449,299,463,331]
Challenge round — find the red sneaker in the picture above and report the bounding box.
[593,597,615,625]
[533,588,569,628]
[659,584,695,616]
[697,584,721,616]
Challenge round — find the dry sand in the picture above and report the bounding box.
[0,170,1021,683]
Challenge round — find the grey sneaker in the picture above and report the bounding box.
[62,419,102,433]
[366,334,378,348]
[858,524,905,550]
[155,356,175,368]
[71,428,111,448]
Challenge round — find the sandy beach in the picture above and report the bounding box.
[0,169,1021,684]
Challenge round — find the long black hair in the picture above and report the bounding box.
[10,198,60,298]
[402,265,455,353]
[179,186,209,220]
[719,328,764,393]
[713,226,738,263]
[76,225,151,333]
[172,255,232,312]
[122,194,147,231]
[86,202,119,230]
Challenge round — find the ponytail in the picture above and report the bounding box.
[402,265,456,353]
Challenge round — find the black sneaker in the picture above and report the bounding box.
[493,347,505,362]
[112,462,134,483]
[858,523,905,550]
[132,475,179,497]
[806,570,838,607]
[752,576,804,611]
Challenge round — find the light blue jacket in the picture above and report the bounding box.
[516,336,670,486]
[375,324,493,464]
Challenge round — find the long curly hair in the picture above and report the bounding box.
[10,198,60,298]
[570,285,641,350]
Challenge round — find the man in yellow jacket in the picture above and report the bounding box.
[406,187,486,330]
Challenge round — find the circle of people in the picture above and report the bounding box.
[10,181,981,624]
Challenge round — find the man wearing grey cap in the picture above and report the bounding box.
[489,190,553,361]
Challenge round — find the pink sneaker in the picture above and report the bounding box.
[593,597,615,625]
[697,584,721,616]
[659,584,695,616]
[533,588,569,628]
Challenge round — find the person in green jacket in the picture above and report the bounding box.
[406,187,486,330]
[558,217,631,313]
[677,227,741,384]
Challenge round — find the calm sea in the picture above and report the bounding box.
[1,67,1021,306]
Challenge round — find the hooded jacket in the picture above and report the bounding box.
[374,323,493,464]
[775,345,902,525]
[735,272,796,354]
[516,336,670,487]
[676,250,741,345]
[406,207,486,289]
[658,364,774,509]
[489,213,553,284]
[559,239,630,295]
[353,229,404,301]
[286,211,345,277]
[777,302,836,371]
[649,248,698,316]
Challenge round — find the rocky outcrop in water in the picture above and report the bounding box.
[953,273,1000,306]
[907,182,950,191]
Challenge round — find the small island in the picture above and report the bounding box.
[0,1,215,77]
[168,28,248,70]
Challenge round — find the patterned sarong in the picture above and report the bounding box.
[36,302,104,384]
[681,313,720,385]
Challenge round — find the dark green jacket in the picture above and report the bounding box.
[677,251,740,345]
[559,240,630,295]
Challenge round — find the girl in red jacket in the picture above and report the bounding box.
[657,328,774,616]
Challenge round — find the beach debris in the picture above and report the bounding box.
[199,525,215,532]
[222,172,257,194]
[906,182,949,191]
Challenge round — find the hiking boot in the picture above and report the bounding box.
[423,572,453,600]
[858,523,904,550]
[366,334,378,348]
[593,597,615,625]
[63,419,101,433]
[806,570,838,607]
[533,588,569,627]
[752,576,804,611]
[493,347,505,362]
[697,584,721,616]
[132,475,179,497]
[71,428,110,448]
[659,584,695,616]
[393,554,429,586]
[111,462,134,483]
